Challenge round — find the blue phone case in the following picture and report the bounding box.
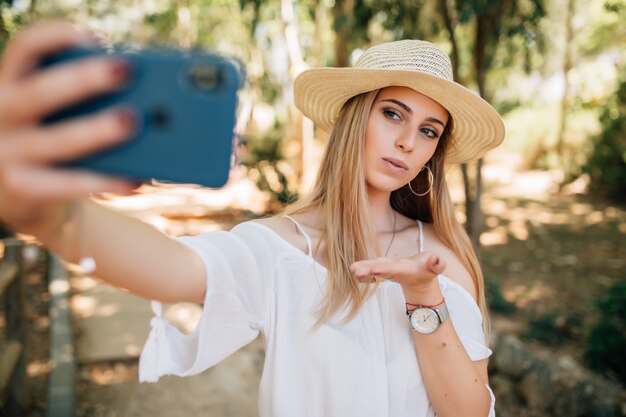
[41,47,243,188]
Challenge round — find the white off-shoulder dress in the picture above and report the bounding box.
[139,219,495,417]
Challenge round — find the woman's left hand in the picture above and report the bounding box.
[350,252,446,301]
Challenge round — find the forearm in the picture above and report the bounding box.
[412,321,491,417]
[403,282,490,417]
[37,199,206,303]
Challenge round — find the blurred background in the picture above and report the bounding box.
[0,0,624,416]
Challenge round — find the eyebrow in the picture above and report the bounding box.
[381,98,446,128]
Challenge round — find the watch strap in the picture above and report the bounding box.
[433,302,449,324]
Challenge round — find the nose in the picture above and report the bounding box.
[395,130,415,153]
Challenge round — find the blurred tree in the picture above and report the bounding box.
[333,0,434,67]
[0,0,11,236]
[583,68,626,202]
[0,0,14,46]
[555,0,575,177]
[579,0,626,55]
[437,0,546,250]
[333,0,356,67]
[3,0,622,216]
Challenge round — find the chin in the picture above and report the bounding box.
[366,178,405,194]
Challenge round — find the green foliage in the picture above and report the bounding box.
[241,126,298,208]
[238,0,264,36]
[582,69,626,202]
[485,278,516,314]
[584,281,626,384]
[144,6,178,44]
[525,309,582,346]
[604,0,625,14]
[0,0,22,50]
[579,0,626,56]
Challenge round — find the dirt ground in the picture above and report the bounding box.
[10,166,626,416]
[481,182,625,358]
[76,339,264,417]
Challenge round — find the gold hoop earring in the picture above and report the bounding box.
[408,165,433,197]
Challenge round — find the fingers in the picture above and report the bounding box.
[0,165,137,202]
[350,252,445,283]
[0,21,99,82]
[0,22,138,231]
[350,257,402,281]
[428,254,446,275]
[1,107,137,165]
[2,57,131,125]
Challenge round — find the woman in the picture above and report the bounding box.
[0,22,504,417]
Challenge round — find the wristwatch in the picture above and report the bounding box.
[407,301,449,334]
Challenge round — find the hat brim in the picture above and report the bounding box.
[294,68,505,164]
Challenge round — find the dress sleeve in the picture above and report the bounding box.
[138,223,274,382]
[439,276,492,361]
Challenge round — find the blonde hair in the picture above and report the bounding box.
[286,90,489,335]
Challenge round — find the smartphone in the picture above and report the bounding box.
[40,46,244,188]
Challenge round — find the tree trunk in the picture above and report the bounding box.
[281,0,305,73]
[177,0,197,48]
[333,0,353,67]
[556,0,575,178]
[439,0,462,83]
[460,159,482,253]
[440,0,485,252]
[281,0,315,192]
[462,1,511,254]
[28,0,38,20]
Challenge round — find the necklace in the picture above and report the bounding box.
[384,210,397,257]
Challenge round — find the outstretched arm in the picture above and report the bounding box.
[0,22,206,304]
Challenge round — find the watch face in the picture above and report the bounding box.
[410,308,440,334]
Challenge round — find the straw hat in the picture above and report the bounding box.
[294,40,505,164]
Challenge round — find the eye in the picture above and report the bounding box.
[420,127,440,139]
[383,108,401,120]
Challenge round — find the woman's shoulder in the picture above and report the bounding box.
[247,215,311,255]
[418,221,477,301]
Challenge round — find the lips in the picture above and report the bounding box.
[382,157,408,170]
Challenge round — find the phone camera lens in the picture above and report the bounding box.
[188,64,220,92]
[152,107,170,128]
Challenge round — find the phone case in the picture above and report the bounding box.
[41,47,243,188]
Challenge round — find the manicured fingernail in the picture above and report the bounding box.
[110,60,133,84]
[116,108,138,132]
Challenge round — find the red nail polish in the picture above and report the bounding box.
[111,60,132,84]
[116,108,137,130]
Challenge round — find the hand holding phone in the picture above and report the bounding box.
[0,21,140,236]
[42,46,244,188]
